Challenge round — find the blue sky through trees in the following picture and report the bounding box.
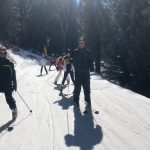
[76,0,80,4]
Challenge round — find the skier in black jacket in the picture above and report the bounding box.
[73,40,93,107]
[0,46,17,120]
[59,50,75,95]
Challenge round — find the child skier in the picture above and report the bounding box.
[43,37,50,57]
[40,56,48,75]
[49,53,56,70]
[54,56,63,85]
[59,50,75,95]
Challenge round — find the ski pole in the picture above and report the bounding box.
[46,71,57,82]
[66,83,70,134]
[17,91,32,113]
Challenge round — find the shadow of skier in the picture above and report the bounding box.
[65,107,103,150]
[53,95,73,110]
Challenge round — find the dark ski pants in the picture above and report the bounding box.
[62,70,75,85]
[40,66,48,74]
[4,91,16,110]
[73,72,91,105]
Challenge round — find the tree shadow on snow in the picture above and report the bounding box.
[65,107,103,150]
[53,95,73,110]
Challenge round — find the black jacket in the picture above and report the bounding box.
[63,55,74,72]
[73,48,93,73]
[0,58,17,92]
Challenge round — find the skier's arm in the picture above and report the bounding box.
[88,50,94,72]
[72,50,76,66]
[11,63,17,91]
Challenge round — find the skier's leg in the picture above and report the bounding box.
[82,73,91,106]
[40,66,43,75]
[49,63,52,71]
[59,71,69,94]
[44,66,48,74]
[66,74,70,84]
[5,91,17,120]
[70,71,75,85]
[5,91,16,110]
[73,74,82,106]
[62,71,69,85]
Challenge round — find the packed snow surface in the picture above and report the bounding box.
[0,50,150,150]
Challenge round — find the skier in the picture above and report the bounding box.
[0,46,17,121]
[54,53,70,84]
[43,37,50,57]
[40,55,48,75]
[49,53,56,70]
[54,55,63,85]
[73,40,93,108]
[59,50,75,95]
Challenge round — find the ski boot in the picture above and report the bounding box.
[54,81,57,85]
[59,84,64,96]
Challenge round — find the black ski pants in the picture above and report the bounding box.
[62,70,75,85]
[73,71,91,105]
[40,66,48,74]
[4,91,16,110]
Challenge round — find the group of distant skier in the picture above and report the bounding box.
[0,39,93,121]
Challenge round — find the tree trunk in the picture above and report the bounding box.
[95,54,100,73]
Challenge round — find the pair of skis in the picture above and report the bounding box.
[59,84,70,96]
[74,105,99,115]
[0,120,15,135]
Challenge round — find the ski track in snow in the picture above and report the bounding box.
[0,50,150,150]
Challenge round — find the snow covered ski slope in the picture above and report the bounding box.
[0,50,150,150]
